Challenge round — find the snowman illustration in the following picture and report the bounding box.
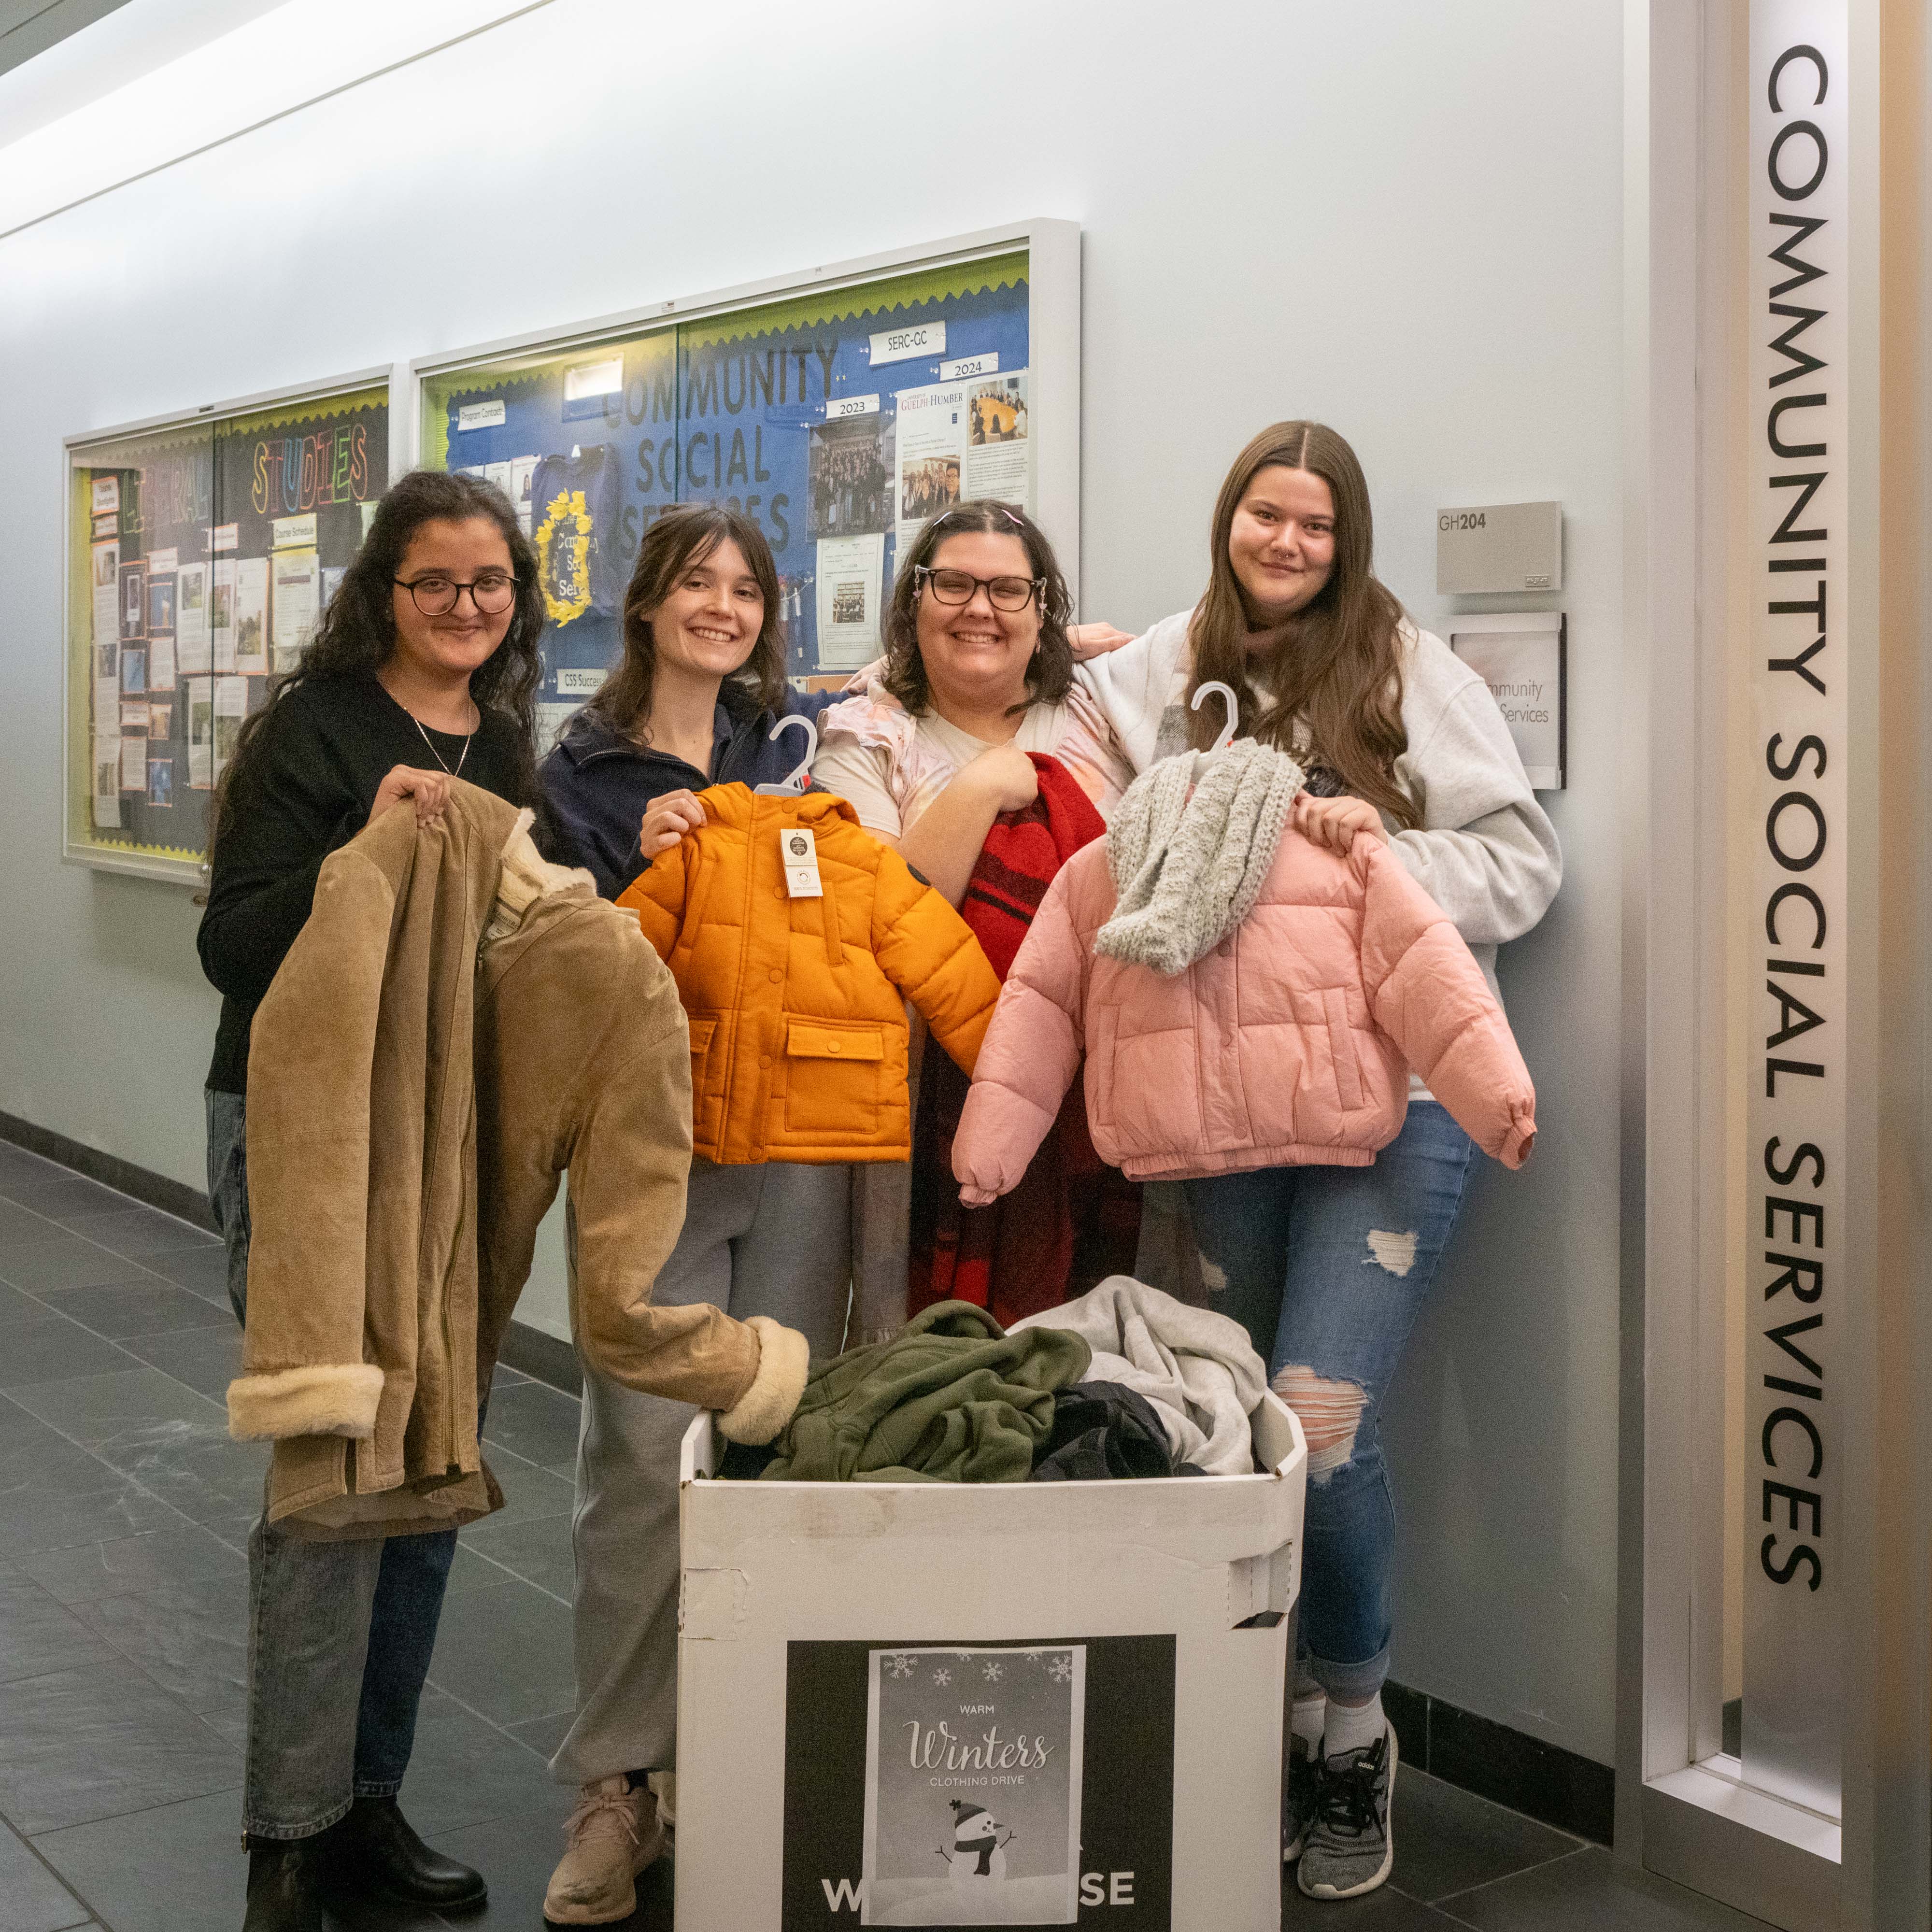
[938,1800,1013,1887]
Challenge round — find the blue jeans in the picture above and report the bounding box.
[1184,1101,1475,1704]
[207,1089,461,1839]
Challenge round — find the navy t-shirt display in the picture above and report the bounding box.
[530,444,625,628]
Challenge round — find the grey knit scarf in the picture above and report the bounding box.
[1095,739,1305,976]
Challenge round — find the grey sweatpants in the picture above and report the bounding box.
[552,1158,854,1786]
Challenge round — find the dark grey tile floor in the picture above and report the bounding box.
[0,1140,1772,1931]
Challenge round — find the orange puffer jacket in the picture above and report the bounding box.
[616,785,1001,1165]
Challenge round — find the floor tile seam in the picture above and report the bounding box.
[92,1639,244,1726]
[9,1353,235,1435]
[416,1673,564,1762]
[1425,1838,1598,1912]
[0,1384,174,1486]
[0,1809,110,1932]
[0,1573,127,1686]
[63,1574,250,1711]
[0,1215,187,1282]
[0,1284,163,1353]
[0,1197,73,1242]
[458,1537,573,1606]
[24,1773,247,1850]
[12,1287,237,1349]
[0,1634,205,1704]
[0,1386,224,1541]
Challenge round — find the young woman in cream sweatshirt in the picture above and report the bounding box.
[1077,421,1561,1903]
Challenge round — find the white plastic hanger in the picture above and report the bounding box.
[1192,680,1238,754]
[754,713,819,795]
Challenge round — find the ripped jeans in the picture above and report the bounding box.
[1184,1101,1474,1703]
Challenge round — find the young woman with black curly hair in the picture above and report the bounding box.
[199,468,545,1931]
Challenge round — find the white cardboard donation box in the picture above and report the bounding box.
[674,1393,1307,1931]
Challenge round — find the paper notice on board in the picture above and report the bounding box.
[147,636,177,692]
[203,559,233,676]
[90,540,119,664]
[186,679,214,789]
[894,381,966,551]
[213,675,247,781]
[120,736,147,791]
[508,456,538,535]
[962,369,1029,503]
[232,558,268,674]
[90,476,119,515]
[91,738,121,826]
[94,676,119,743]
[271,551,316,671]
[814,534,885,670]
[175,562,208,664]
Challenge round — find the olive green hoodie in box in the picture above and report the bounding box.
[759,1301,1091,1484]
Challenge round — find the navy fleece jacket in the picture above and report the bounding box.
[540,682,843,901]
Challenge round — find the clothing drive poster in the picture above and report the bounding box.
[428,254,1032,714]
[782,1635,1174,1929]
[864,1645,1085,1925]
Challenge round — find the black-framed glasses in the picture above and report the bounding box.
[914,565,1043,612]
[392,572,519,616]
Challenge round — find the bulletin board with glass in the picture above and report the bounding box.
[63,376,390,883]
[414,235,1058,745]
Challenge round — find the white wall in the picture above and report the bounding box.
[0,0,1625,1764]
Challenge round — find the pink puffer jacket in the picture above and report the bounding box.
[953,830,1537,1191]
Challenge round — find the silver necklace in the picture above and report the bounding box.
[410,710,472,778]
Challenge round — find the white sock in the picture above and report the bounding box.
[1323,1693,1385,1761]
[1290,1691,1327,1755]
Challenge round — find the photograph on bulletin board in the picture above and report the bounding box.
[418,250,1032,743]
[65,384,389,881]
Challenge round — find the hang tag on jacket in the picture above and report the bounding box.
[779,827,823,897]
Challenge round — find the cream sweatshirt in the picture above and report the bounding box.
[1076,610,1562,1057]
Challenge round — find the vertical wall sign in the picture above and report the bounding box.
[1743,0,1847,1822]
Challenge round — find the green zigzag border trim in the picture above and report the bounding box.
[680,251,1027,351]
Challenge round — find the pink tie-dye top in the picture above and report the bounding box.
[812,675,1134,836]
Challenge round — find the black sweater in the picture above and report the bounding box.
[197,673,523,1095]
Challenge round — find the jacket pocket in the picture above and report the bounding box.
[686,1017,722,1142]
[1321,989,1365,1112]
[1088,1007,1118,1131]
[781,1016,887,1141]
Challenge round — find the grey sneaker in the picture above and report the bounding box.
[1282,1731,1320,1862]
[1297,1724,1396,1900]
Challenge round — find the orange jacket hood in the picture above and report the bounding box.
[617,783,1001,1165]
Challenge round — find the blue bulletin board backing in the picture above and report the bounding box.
[419,250,1033,730]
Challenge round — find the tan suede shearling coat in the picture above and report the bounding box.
[229,781,793,1537]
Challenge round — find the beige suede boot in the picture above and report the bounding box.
[542,1775,667,1925]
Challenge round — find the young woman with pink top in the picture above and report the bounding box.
[1074,422,1562,1902]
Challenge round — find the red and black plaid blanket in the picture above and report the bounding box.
[908,753,1141,1324]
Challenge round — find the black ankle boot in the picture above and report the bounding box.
[242,1838,329,1932]
[327,1795,488,1912]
